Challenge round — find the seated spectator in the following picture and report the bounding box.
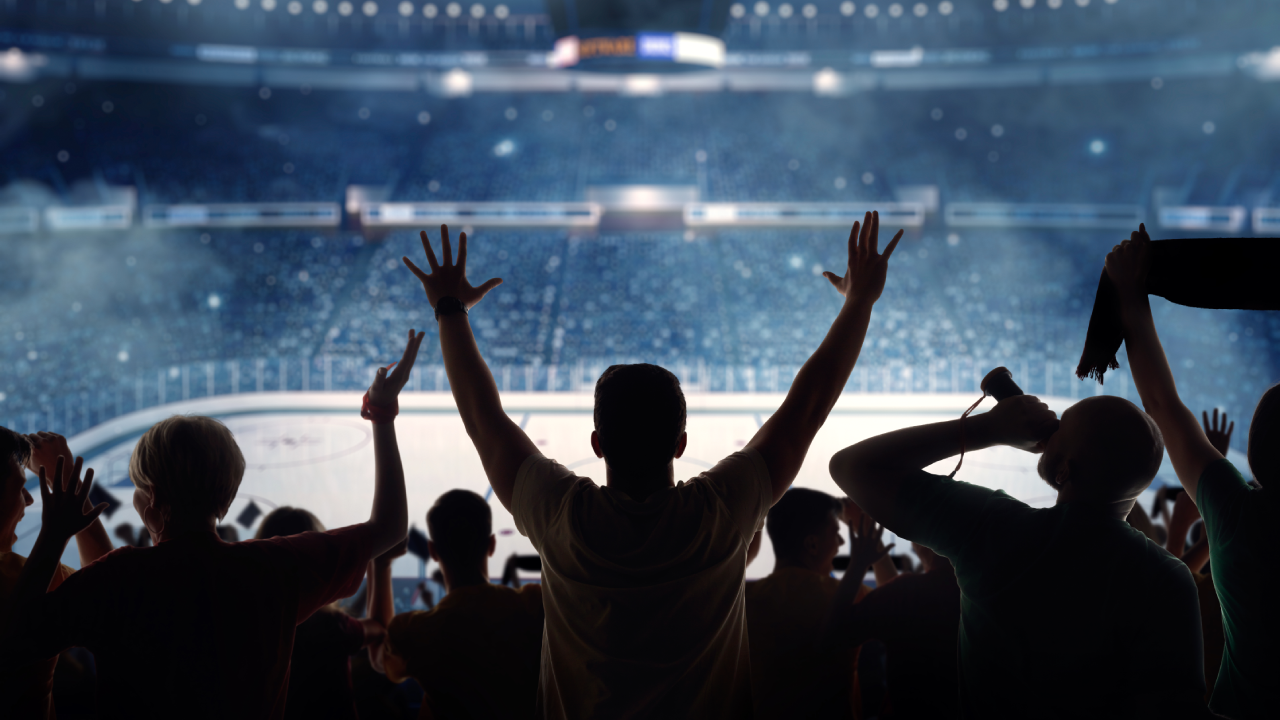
[829,388,1213,718]
[0,430,113,720]
[834,541,961,720]
[1108,227,1279,719]
[745,490,889,719]
[402,215,901,717]
[370,490,543,719]
[0,330,422,718]
[255,507,396,720]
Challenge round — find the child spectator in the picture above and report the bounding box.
[0,330,422,719]
[0,430,114,720]
[255,506,397,720]
[1107,227,1279,719]
[829,389,1214,718]
[402,215,901,717]
[370,490,544,719]
[745,490,890,719]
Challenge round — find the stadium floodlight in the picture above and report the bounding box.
[840,1,855,16]
[446,2,461,17]
[313,0,328,12]
[1047,0,1061,7]
[730,3,746,18]
[470,3,484,18]
[1020,0,1035,8]
[1075,0,1089,6]
[754,1,769,17]
[399,1,413,16]
[442,68,472,95]
[288,1,303,14]
[423,3,437,17]
[1104,0,1117,4]
[938,1,953,14]
[234,0,249,7]
[888,3,902,17]
[159,0,173,5]
[363,0,378,15]
[262,0,277,10]
[1202,121,1216,135]
[188,0,202,6]
[913,3,927,16]
[802,4,817,18]
[338,0,353,13]
[993,0,1008,11]
[778,3,792,18]
[1089,139,1105,154]
[864,4,879,18]
[494,4,508,19]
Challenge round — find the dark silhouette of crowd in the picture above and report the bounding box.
[1,217,1276,720]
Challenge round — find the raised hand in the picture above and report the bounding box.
[374,535,410,567]
[1105,223,1152,300]
[368,329,426,406]
[38,456,107,543]
[845,514,893,578]
[981,394,1060,454]
[24,431,71,482]
[403,224,503,310]
[822,210,903,307]
[1201,408,1234,455]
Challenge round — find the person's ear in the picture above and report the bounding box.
[487,534,496,558]
[427,539,440,564]
[803,533,821,558]
[590,431,603,459]
[673,432,687,460]
[1055,458,1073,493]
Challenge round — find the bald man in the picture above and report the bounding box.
[829,395,1214,719]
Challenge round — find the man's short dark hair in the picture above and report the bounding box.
[0,426,31,471]
[766,488,841,563]
[254,506,326,540]
[426,490,492,569]
[593,364,687,473]
[1249,383,1280,487]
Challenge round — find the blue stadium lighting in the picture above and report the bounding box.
[493,139,515,157]
[1089,139,1106,155]
[208,294,223,309]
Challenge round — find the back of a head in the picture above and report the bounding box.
[426,490,492,569]
[1248,383,1280,487]
[593,364,687,474]
[765,488,841,564]
[255,506,326,540]
[129,415,246,523]
[1051,396,1164,501]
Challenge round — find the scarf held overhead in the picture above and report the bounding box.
[1076,238,1280,383]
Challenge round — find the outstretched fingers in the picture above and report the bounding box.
[403,256,429,282]
[457,230,468,270]
[882,229,904,260]
[847,220,861,264]
[870,211,881,254]
[858,212,873,257]
[419,231,440,271]
[440,224,453,267]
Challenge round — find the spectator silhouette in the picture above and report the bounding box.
[0,429,114,720]
[0,330,421,719]
[256,506,393,720]
[836,541,961,720]
[745,490,890,720]
[1107,226,1279,719]
[830,388,1214,718]
[403,215,900,717]
[370,490,544,719]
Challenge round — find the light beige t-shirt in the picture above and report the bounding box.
[512,449,773,720]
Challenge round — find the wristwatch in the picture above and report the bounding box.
[435,296,468,320]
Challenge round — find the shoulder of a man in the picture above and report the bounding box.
[258,524,379,621]
[512,453,588,548]
[686,447,772,543]
[516,582,545,618]
[892,469,1020,566]
[1196,459,1254,545]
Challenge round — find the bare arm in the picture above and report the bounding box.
[829,396,1058,528]
[405,225,537,511]
[746,212,903,504]
[1106,225,1222,502]
[365,537,405,672]
[364,331,424,556]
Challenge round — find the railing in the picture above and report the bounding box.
[3,355,1141,438]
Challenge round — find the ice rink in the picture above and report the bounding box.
[16,391,1206,580]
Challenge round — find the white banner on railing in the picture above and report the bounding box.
[44,205,133,231]
[143,203,341,228]
[1252,207,1280,234]
[361,202,602,227]
[0,206,38,234]
[683,202,925,227]
[944,203,1144,228]
[1158,205,1247,232]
